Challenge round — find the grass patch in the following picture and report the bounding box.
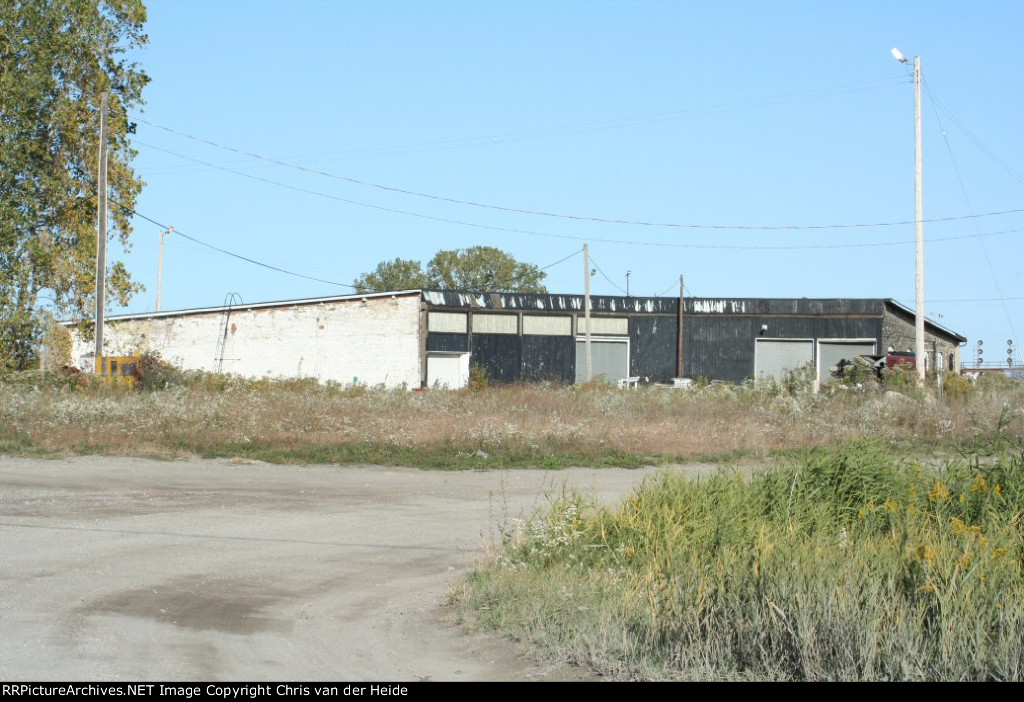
[457,431,1024,680]
[1,369,1022,468]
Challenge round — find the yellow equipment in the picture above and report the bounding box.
[94,352,141,386]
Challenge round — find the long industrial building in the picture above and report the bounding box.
[71,290,966,388]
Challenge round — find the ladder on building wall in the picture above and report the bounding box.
[214,293,242,373]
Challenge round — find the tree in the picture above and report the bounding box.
[353,246,548,294]
[426,246,547,293]
[1,0,149,370]
[353,257,431,294]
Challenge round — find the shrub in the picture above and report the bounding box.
[467,364,489,391]
[132,351,184,391]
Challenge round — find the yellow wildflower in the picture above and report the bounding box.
[919,583,935,593]
[995,483,1003,497]
[929,480,950,502]
[970,474,988,493]
[884,498,898,512]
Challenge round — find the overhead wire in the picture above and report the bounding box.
[586,252,628,295]
[922,82,1024,187]
[113,203,359,289]
[473,247,583,293]
[136,119,1024,231]
[115,200,583,296]
[925,78,1022,363]
[134,141,1024,252]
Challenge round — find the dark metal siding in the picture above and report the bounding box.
[684,316,883,384]
[418,294,966,385]
[426,333,469,353]
[522,336,576,383]
[629,316,678,380]
[470,334,522,384]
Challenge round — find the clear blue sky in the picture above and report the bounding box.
[115,1,1023,363]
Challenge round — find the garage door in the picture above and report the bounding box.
[426,353,467,389]
[575,340,629,384]
[817,340,877,383]
[755,339,813,382]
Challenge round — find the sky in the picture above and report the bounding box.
[113,1,1024,365]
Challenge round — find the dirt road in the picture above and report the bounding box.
[0,456,669,681]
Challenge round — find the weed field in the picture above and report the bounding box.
[459,434,1024,680]
[0,369,1021,468]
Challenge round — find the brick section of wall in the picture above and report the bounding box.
[882,310,962,372]
[71,296,422,388]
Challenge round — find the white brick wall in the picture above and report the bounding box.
[71,295,423,388]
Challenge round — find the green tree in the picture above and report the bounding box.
[354,246,547,294]
[426,246,547,293]
[353,257,431,294]
[1,0,149,370]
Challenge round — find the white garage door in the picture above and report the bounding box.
[817,340,877,383]
[755,339,813,381]
[575,340,629,384]
[427,353,468,389]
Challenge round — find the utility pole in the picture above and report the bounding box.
[94,91,109,374]
[583,243,592,382]
[892,48,926,383]
[157,226,172,312]
[913,54,926,383]
[677,275,685,379]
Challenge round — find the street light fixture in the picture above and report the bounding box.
[892,47,926,383]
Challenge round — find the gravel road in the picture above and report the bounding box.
[0,456,671,681]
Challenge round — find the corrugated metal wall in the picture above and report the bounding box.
[421,295,963,385]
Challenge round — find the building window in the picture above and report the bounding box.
[576,316,628,336]
[428,312,468,333]
[523,315,571,336]
[472,313,517,334]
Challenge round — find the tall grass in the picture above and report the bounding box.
[459,432,1024,680]
[0,370,1021,466]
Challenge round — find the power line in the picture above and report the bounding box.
[136,78,910,172]
[586,253,628,295]
[902,296,1024,304]
[133,141,1024,252]
[922,81,1024,187]
[136,118,1024,231]
[116,201,583,296]
[114,204,359,289]
[477,248,583,292]
[655,279,693,297]
[925,79,1022,363]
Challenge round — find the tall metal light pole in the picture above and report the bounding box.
[892,48,926,382]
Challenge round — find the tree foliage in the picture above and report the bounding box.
[352,257,432,294]
[1,0,149,370]
[354,246,548,294]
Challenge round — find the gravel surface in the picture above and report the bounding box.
[0,455,674,681]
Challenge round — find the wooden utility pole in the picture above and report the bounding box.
[583,243,592,382]
[94,92,109,374]
[677,274,685,378]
